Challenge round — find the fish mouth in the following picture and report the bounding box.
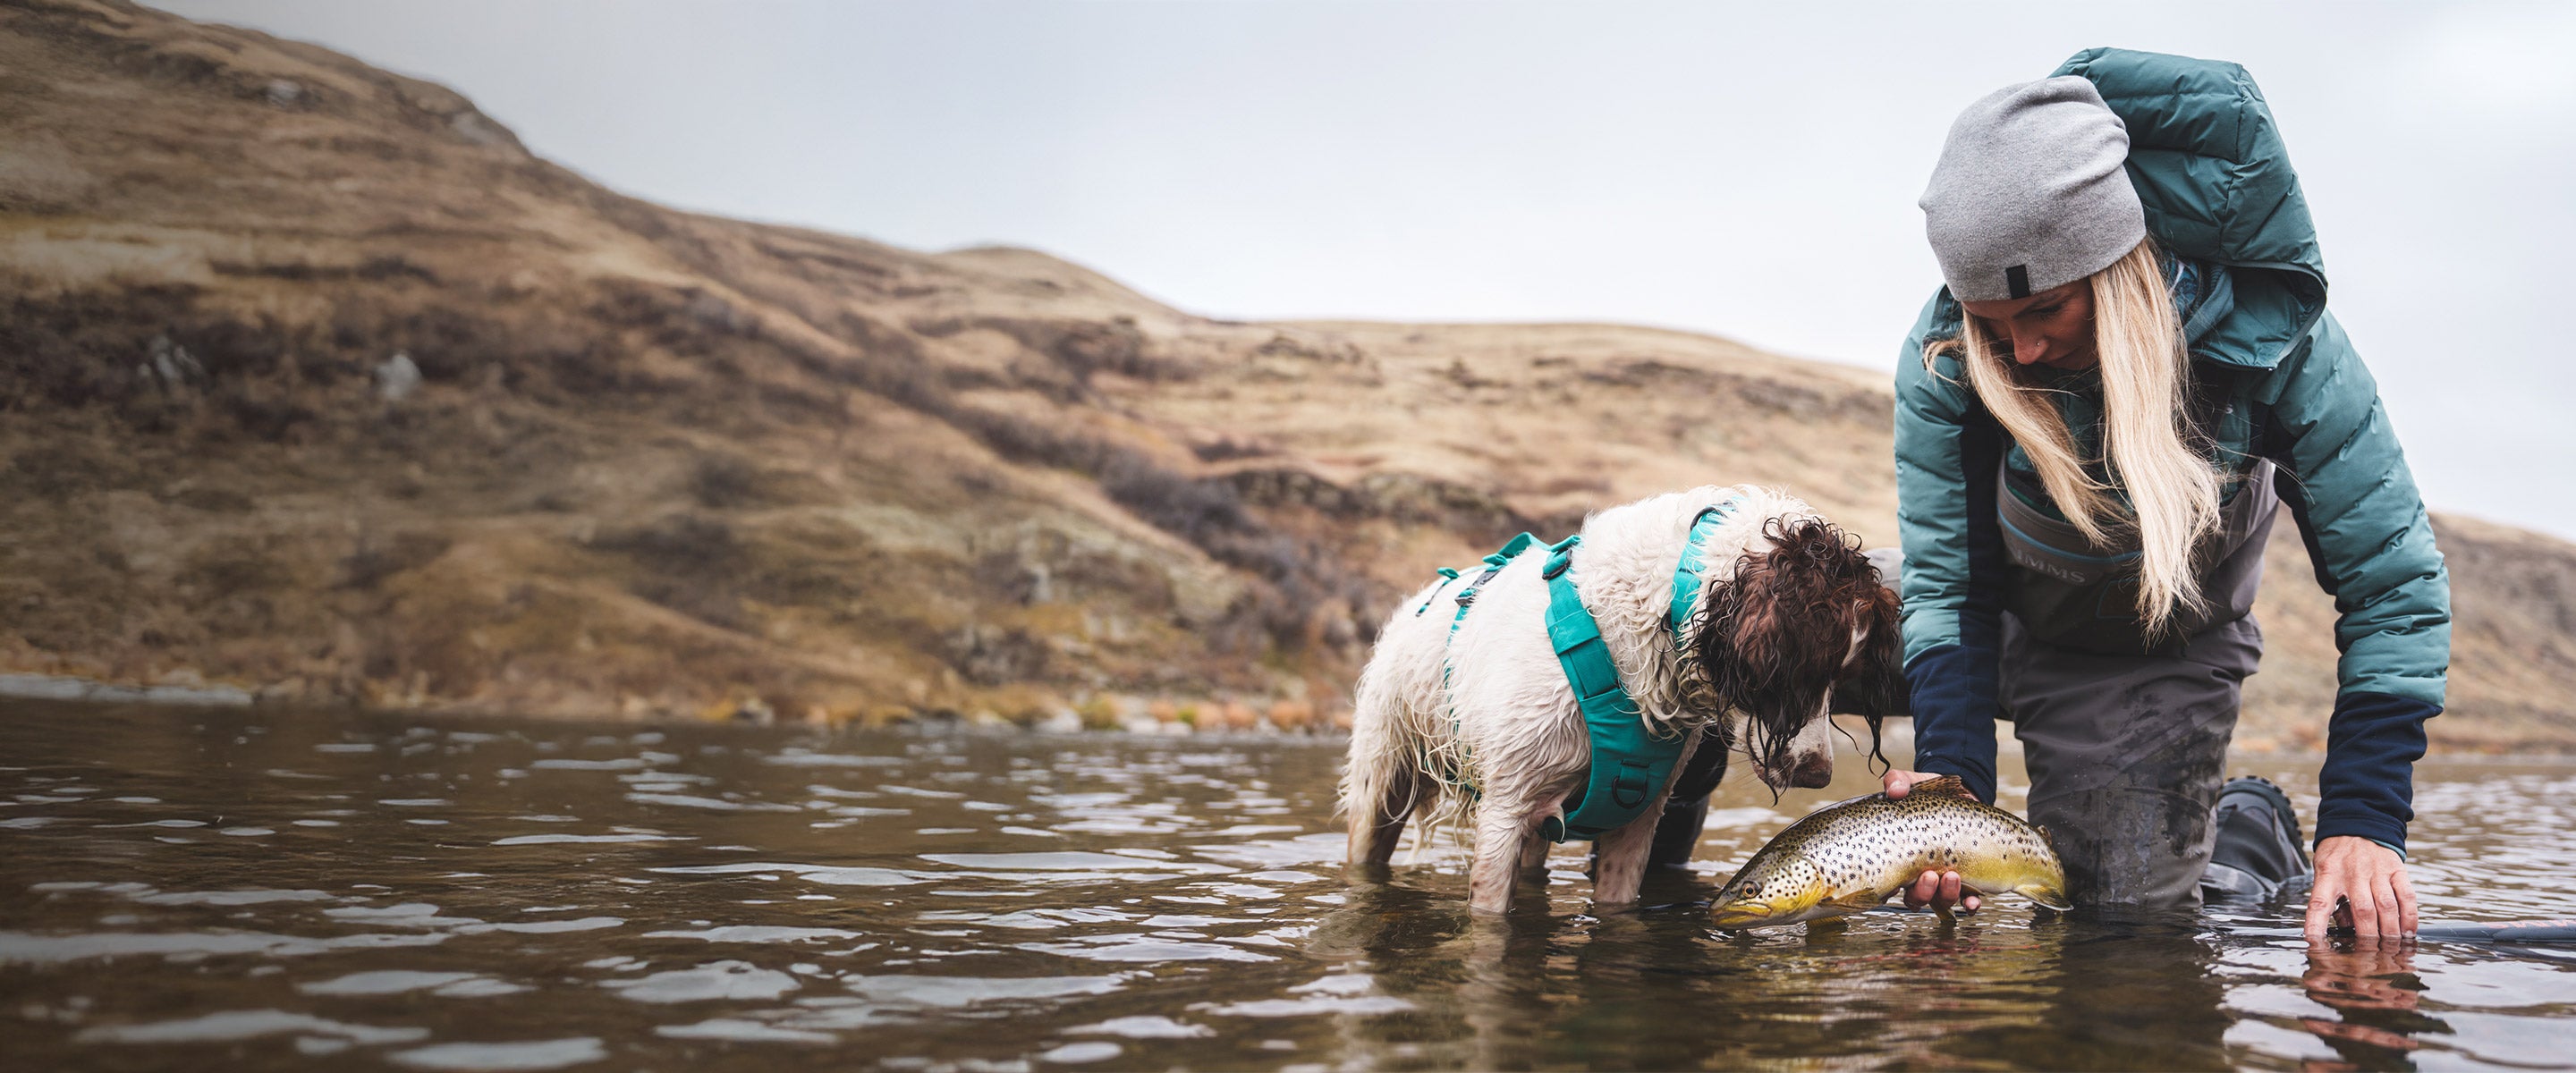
[1710,900,1791,929]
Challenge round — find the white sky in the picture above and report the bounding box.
[151,1,2576,539]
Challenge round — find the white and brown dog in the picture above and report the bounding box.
[1338,485,1903,915]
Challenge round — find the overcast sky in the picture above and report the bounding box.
[152,1,2576,539]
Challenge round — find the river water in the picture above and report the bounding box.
[4,699,2573,1071]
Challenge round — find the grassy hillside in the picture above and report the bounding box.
[3,0,2569,752]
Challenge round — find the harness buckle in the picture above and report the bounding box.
[1541,535,1581,580]
[1454,567,1501,610]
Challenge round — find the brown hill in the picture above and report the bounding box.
[2,0,2569,751]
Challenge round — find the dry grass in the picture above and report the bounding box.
[0,0,2569,753]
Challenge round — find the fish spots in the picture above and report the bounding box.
[1717,789,2065,921]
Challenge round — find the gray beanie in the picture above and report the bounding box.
[1920,76,2145,303]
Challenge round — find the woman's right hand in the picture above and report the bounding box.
[1883,769,1983,915]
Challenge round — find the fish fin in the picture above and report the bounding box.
[1902,774,1971,799]
[1828,888,1890,912]
[2016,882,2072,912]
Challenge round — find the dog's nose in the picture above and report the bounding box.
[1789,756,1835,789]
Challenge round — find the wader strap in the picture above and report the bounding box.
[1538,535,1686,843]
[1667,500,1740,646]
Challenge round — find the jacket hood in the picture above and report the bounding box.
[2052,47,2327,307]
[1919,49,2329,370]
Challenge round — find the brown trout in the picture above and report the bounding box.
[1711,775,2071,929]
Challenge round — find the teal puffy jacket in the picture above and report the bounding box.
[1893,48,2451,850]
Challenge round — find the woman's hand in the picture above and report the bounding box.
[1883,769,1982,915]
[2307,835,2416,937]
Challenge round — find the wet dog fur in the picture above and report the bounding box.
[1338,485,1902,915]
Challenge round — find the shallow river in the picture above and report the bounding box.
[4,700,2574,1071]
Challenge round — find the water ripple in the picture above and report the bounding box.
[10,709,2576,1071]
[75,1010,429,1045]
[605,961,801,1002]
[640,925,862,944]
[387,1038,607,1070]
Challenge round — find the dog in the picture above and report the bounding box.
[1338,485,1903,915]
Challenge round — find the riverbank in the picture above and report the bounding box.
[3,0,2572,755]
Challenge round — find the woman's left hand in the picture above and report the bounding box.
[2305,835,2417,937]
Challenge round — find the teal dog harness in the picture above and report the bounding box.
[1431,500,1738,843]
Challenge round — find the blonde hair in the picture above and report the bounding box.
[1930,239,2222,637]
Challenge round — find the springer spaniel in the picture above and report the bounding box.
[1339,485,1903,915]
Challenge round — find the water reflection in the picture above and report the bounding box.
[3,699,2575,1070]
[2299,937,2445,1069]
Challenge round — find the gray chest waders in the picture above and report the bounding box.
[1992,461,2279,908]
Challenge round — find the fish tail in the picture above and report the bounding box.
[2016,880,2072,912]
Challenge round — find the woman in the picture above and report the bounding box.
[1881,49,2447,937]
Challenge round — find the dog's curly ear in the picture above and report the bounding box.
[1696,516,1857,776]
[1693,572,1746,711]
[1691,519,1911,780]
[1829,583,1906,721]
[1829,554,1907,775]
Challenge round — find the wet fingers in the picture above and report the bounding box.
[1902,871,1976,913]
[1903,870,1938,908]
[2303,878,2343,936]
[2368,874,2405,939]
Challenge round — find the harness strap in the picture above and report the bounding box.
[1422,532,1540,801]
[1416,535,1531,618]
[1452,532,1535,622]
[1538,534,1687,843]
[1405,499,1733,842]
[1667,501,1739,646]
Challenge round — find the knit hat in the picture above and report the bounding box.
[1920,76,2145,303]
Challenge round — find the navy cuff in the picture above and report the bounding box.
[1905,644,1998,804]
[2314,810,2410,852]
[2314,691,2436,854]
